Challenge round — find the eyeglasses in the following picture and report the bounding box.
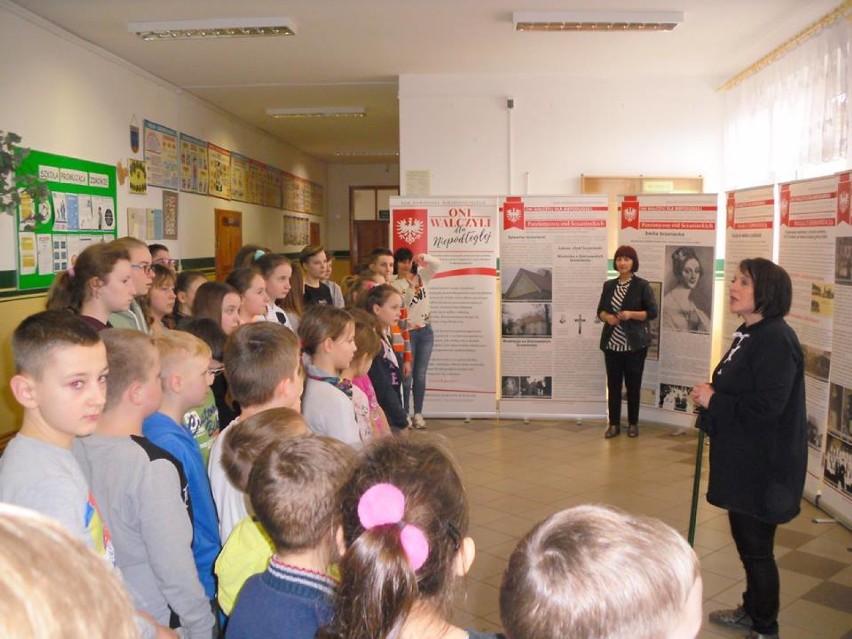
[153,258,180,268]
[131,263,153,274]
[206,366,225,378]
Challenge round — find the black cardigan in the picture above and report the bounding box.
[596,276,658,351]
[699,317,807,524]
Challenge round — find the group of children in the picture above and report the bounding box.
[0,237,705,639]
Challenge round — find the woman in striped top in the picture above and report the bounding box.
[597,245,658,439]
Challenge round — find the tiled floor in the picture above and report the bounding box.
[424,417,852,639]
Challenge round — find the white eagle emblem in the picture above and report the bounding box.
[840,191,850,216]
[505,207,522,223]
[624,205,637,223]
[396,217,424,244]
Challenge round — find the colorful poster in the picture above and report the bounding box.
[778,175,838,502]
[143,120,179,190]
[180,134,208,195]
[283,213,310,248]
[499,195,609,418]
[15,150,118,290]
[723,186,775,338]
[391,197,500,417]
[818,171,852,528]
[207,144,231,200]
[618,194,718,427]
[231,153,249,202]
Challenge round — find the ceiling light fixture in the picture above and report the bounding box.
[335,150,399,157]
[266,107,367,119]
[128,17,296,41]
[513,10,683,32]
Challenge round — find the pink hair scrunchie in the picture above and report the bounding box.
[357,483,430,571]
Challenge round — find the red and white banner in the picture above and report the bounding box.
[723,185,775,339]
[499,195,609,419]
[820,171,852,528]
[778,175,838,504]
[390,197,500,417]
[618,194,718,428]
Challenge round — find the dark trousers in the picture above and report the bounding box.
[729,511,780,635]
[603,348,647,426]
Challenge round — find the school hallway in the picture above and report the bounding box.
[423,418,852,639]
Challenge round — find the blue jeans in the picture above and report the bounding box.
[403,325,434,414]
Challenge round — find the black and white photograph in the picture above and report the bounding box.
[802,344,831,382]
[501,376,520,398]
[824,433,852,497]
[519,376,552,399]
[661,245,713,334]
[659,383,696,413]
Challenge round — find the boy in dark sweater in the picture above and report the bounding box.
[226,436,352,639]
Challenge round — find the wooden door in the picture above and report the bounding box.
[352,221,389,273]
[309,222,321,245]
[214,209,242,281]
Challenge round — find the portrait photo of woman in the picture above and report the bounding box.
[662,245,713,334]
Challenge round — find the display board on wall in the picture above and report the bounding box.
[778,175,837,503]
[15,150,117,290]
[723,186,775,339]
[824,170,852,528]
[617,194,717,427]
[143,120,179,190]
[180,134,209,195]
[499,195,609,418]
[390,197,499,418]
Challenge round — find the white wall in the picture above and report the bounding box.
[326,162,400,251]
[0,3,327,271]
[399,74,724,197]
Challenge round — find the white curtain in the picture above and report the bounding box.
[724,16,851,189]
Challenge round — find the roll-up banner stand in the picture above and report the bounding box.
[390,198,500,418]
[498,195,608,419]
[617,194,718,429]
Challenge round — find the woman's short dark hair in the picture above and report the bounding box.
[613,245,639,272]
[739,258,792,319]
[394,247,413,266]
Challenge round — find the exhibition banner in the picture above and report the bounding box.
[778,175,837,502]
[822,171,852,527]
[390,197,500,417]
[499,195,609,418]
[618,194,717,427]
[723,186,775,338]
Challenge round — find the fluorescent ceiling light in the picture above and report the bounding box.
[513,10,683,32]
[335,150,399,157]
[129,17,296,41]
[266,107,366,119]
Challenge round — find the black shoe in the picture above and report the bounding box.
[627,423,639,437]
[709,606,752,630]
[604,424,621,439]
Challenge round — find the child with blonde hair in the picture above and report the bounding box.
[499,505,703,639]
[143,329,221,602]
[76,329,215,637]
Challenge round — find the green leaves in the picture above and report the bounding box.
[0,130,50,216]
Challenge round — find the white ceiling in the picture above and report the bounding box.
[10,0,841,163]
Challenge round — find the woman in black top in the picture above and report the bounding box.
[691,258,806,639]
[597,245,658,438]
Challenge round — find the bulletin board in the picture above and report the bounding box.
[15,150,118,291]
